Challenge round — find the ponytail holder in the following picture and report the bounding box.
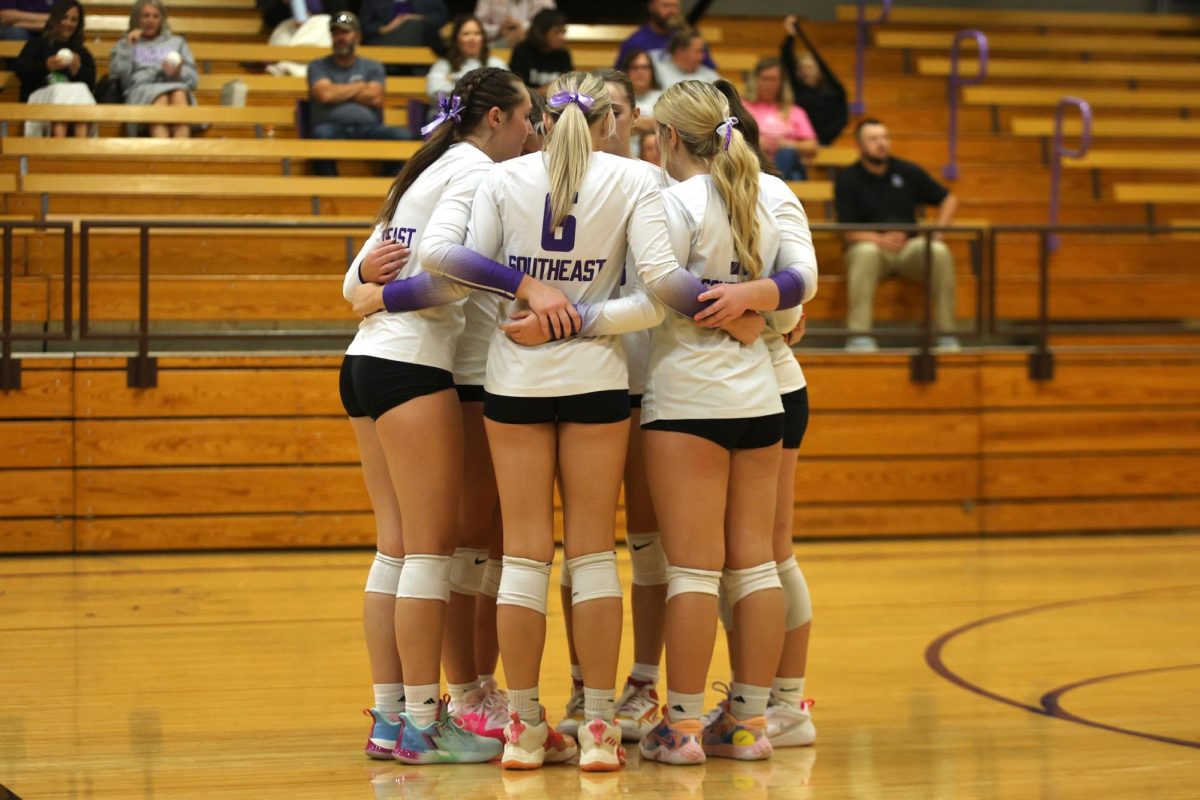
[420,92,463,137]
[548,90,595,113]
[716,116,739,151]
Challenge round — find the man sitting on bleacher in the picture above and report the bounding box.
[306,11,408,176]
[836,118,960,352]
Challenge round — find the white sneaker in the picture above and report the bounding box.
[501,712,548,770]
[578,718,626,772]
[556,682,585,737]
[765,699,816,747]
[845,335,878,353]
[614,679,660,741]
[935,335,962,352]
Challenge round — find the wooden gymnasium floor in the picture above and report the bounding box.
[1,533,1198,799]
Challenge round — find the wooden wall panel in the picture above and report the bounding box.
[0,421,72,468]
[982,409,1200,454]
[802,358,981,410]
[980,357,1200,408]
[983,497,1200,534]
[792,501,980,538]
[0,469,73,518]
[984,454,1200,498]
[804,412,980,456]
[0,519,73,552]
[76,513,375,552]
[796,457,979,503]
[0,362,72,418]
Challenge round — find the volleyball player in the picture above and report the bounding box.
[634,80,817,766]
[340,67,554,765]
[556,67,669,744]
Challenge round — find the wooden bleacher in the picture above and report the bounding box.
[837,4,1200,33]
[918,57,1200,84]
[874,30,1200,58]
[964,86,1200,112]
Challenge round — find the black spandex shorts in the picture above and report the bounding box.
[339,354,454,420]
[642,413,784,451]
[456,384,485,404]
[629,394,643,409]
[781,387,810,449]
[484,389,631,425]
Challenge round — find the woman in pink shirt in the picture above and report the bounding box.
[743,56,817,180]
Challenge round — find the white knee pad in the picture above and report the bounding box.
[496,556,551,614]
[479,558,502,599]
[566,551,623,605]
[365,552,404,595]
[722,562,782,607]
[449,547,488,596]
[627,532,669,587]
[666,565,721,601]
[396,553,452,603]
[777,556,813,630]
[717,583,733,632]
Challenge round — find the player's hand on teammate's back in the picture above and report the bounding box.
[501,310,556,346]
[517,277,581,340]
[695,282,756,328]
[721,311,766,345]
[786,312,807,345]
[360,241,410,284]
[352,284,386,317]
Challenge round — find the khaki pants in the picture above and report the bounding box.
[845,238,957,333]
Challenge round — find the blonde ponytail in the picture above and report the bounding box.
[544,71,612,230]
[653,80,763,279]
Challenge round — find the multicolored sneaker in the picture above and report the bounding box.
[765,698,816,747]
[614,678,660,742]
[556,680,585,738]
[392,701,503,765]
[363,708,402,760]
[637,710,706,766]
[578,718,625,772]
[543,719,579,764]
[700,709,772,761]
[501,711,549,770]
[452,685,509,742]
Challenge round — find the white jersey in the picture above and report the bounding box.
[642,174,813,422]
[343,143,491,369]
[454,291,502,386]
[760,174,818,394]
[620,263,652,396]
[469,151,676,397]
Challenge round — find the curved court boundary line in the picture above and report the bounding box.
[924,583,1200,749]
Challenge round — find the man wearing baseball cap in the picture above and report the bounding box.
[306,11,409,175]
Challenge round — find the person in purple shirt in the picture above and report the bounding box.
[614,0,714,71]
[0,0,52,41]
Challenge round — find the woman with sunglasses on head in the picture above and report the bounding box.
[633,79,817,767]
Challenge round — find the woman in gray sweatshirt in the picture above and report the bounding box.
[109,0,197,137]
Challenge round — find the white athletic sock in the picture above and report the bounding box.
[404,683,441,727]
[374,682,405,715]
[583,687,615,722]
[478,672,496,688]
[772,676,806,708]
[666,691,705,723]
[629,662,659,685]
[449,680,479,708]
[508,687,541,723]
[729,682,771,720]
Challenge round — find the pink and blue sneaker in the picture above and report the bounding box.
[637,709,706,766]
[452,684,509,742]
[363,707,402,760]
[392,700,504,765]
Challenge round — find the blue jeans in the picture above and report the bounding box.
[310,121,411,176]
[774,147,808,181]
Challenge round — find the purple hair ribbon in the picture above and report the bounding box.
[420,92,463,137]
[548,91,594,113]
[716,116,738,150]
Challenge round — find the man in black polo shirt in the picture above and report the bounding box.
[835,118,960,352]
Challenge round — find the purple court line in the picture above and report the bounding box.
[1040,664,1200,749]
[925,584,1200,749]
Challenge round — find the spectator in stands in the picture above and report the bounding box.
[109,0,198,139]
[474,0,554,47]
[13,0,95,137]
[615,0,714,70]
[652,29,718,90]
[426,15,507,103]
[307,12,409,175]
[743,56,817,181]
[358,0,448,51]
[0,0,51,42]
[618,48,659,138]
[265,1,347,77]
[835,119,959,352]
[635,128,658,166]
[508,8,570,90]
[782,14,847,146]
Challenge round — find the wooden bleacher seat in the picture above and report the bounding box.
[1010,116,1200,140]
[0,104,295,135]
[838,4,1200,33]
[84,14,263,39]
[918,57,1200,84]
[566,23,723,44]
[1112,183,1200,205]
[875,30,1200,58]
[1067,151,1200,172]
[964,86,1200,112]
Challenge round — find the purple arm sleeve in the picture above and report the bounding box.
[431,243,524,299]
[643,268,714,319]
[381,272,468,312]
[770,271,805,309]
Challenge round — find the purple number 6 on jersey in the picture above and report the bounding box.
[540,194,577,252]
